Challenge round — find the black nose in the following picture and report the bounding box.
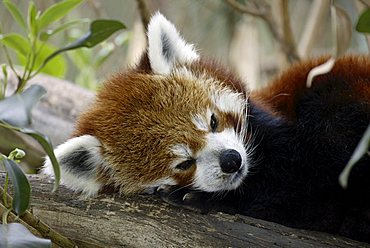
[219,149,242,174]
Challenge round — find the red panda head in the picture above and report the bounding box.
[44,13,250,196]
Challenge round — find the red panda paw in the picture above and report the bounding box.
[156,186,215,214]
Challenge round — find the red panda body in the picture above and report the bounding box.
[163,55,370,242]
[252,55,370,120]
[43,13,370,242]
[245,55,370,241]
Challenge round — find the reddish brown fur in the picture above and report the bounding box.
[190,59,247,97]
[70,42,248,194]
[73,57,246,193]
[74,72,208,193]
[251,55,370,121]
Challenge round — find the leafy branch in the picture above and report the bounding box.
[0,184,76,247]
[0,0,126,246]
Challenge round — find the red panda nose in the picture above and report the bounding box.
[220,149,242,174]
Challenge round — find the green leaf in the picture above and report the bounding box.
[75,19,126,48]
[0,33,30,57]
[0,124,61,192]
[40,18,89,42]
[339,125,370,188]
[27,1,38,37]
[0,85,46,127]
[19,128,60,192]
[8,148,26,160]
[38,0,83,30]
[40,19,125,72]
[356,9,370,33]
[18,41,67,77]
[3,159,30,215]
[0,223,51,247]
[3,0,27,30]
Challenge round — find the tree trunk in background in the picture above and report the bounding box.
[229,16,261,90]
[297,0,330,58]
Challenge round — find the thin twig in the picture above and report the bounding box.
[280,0,300,62]
[2,46,20,81]
[358,0,370,8]
[225,0,266,17]
[0,185,77,248]
[225,0,300,63]
[136,0,151,33]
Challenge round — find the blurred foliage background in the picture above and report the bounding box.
[1,0,369,91]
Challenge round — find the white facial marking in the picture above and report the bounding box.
[212,89,246,115]
[170,144,193,169]
[171,144,193,158]
[193,128,248,192]
[192,108,212,131]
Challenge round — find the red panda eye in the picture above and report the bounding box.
[210,114,218,132]
[176,159,194,170]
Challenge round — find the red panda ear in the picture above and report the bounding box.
[147,12,199,75]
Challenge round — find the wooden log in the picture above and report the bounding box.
[0,173,368,248]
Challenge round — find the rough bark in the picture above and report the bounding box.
[0,173,368,248]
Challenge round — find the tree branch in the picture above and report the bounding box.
[225,0,300,63]
[136,0,151,33]
[358,0,370,8]
[0,173,367,247]
[0,185,77,248]
[225,0,267,17]
[280,0,300,62]
[297,0,331,58]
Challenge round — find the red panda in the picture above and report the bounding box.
[44,12,250,196]
[44,13,370,242]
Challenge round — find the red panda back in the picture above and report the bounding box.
[251,55,370,121]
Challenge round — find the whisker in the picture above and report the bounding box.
[167,182,195,197]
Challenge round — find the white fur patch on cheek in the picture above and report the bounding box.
[147,12,199,75]
[192,128,248,192]
[193,156,221,192]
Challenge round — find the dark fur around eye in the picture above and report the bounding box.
[210,114,218,132]
[176,159,194,170]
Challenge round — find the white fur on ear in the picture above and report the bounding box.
[42,135,104,197]
[147,12,199,75]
